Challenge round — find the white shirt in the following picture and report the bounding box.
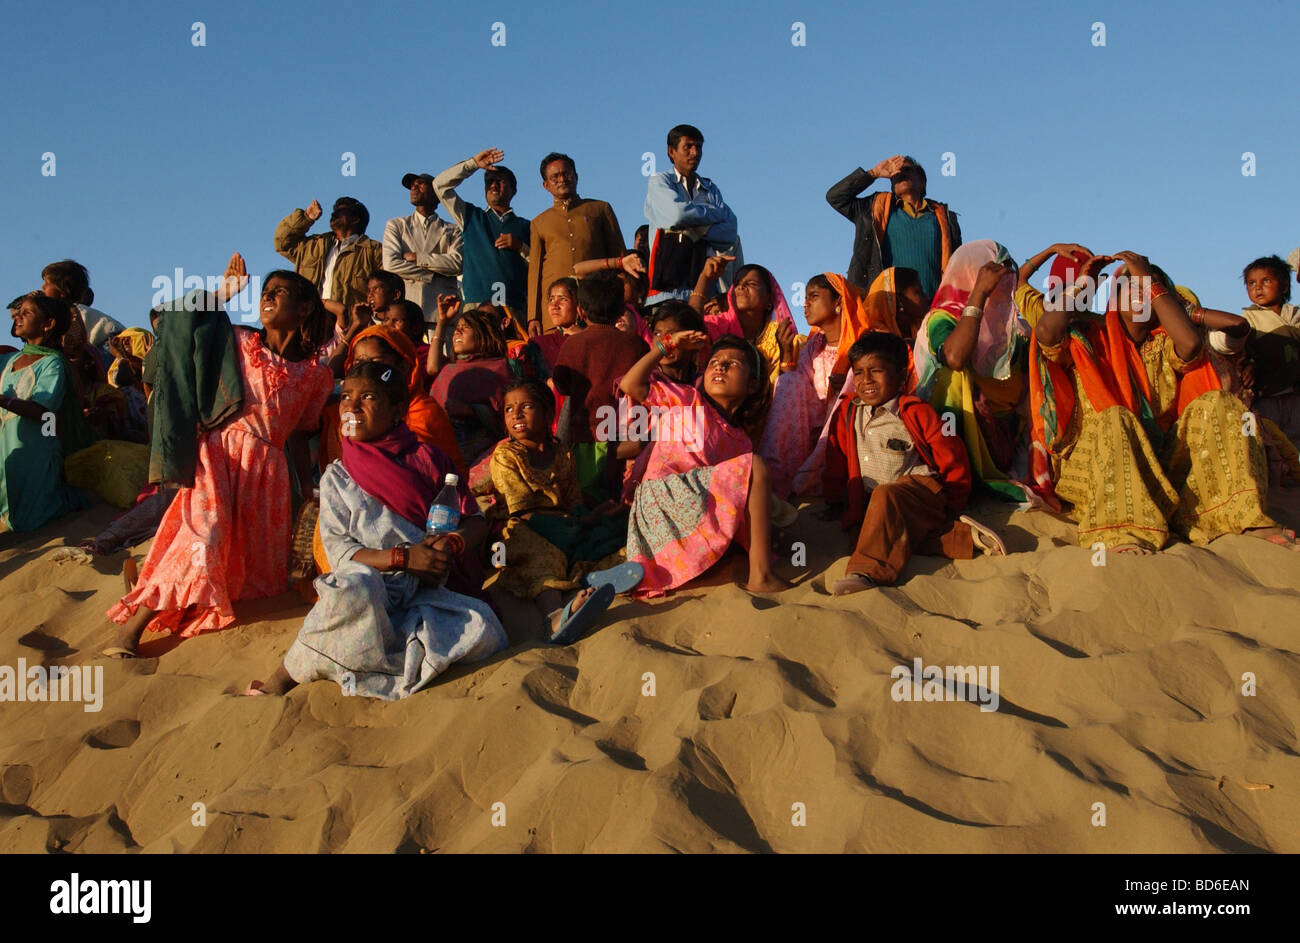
[320,234,359,302]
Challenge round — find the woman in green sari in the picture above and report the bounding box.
[0,293,90,533]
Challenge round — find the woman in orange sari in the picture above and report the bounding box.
[764,268,928,497]
[1023,247,1292,552]
[319,324,464,476]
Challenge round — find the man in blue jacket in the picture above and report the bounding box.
[643,124,741,307]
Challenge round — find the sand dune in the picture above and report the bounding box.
[1,489,1297,853]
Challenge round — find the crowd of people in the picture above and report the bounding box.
[4,125,1299,701]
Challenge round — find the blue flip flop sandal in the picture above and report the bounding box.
[548,583,616,646]
[580,562,644,595]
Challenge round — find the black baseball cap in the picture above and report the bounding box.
[401,172,434,189]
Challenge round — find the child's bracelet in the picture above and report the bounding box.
[439,532,466,556]
[655,340,669,357]
[389,545,409,571]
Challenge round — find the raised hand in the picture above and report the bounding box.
[970,260,1012,304]
[700,254,735,283]
[1050,243,1093,264]
[870,155,906,179]
[215,252,249,302]
[775,321,798,361]
[1112,251,1153,278]
[305,199,323,222]
[436,293,460,324]
[671,329,711,351]
[620,253,646,277]
[474,148,505,170]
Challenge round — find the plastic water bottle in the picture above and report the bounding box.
[425,473,461,539]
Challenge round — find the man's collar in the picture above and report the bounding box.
[894,194,930,218]
[553,195,580,210]
[334,233,361,248]
[487,204,514,220]
[413,207,439,223]
[673,167,701,191]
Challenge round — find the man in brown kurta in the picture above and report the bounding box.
[526,152,626,333]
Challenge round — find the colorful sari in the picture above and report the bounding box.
[761,271,902,497]
[1024,271,1272,549]
[913,240,1036,503]
[625,378,755,596]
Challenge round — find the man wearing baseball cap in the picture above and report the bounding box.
[274,195,383,320]
[382,172,463,322]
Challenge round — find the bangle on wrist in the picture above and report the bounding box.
[442,532,466,557]
[962,304,984,320]
[1190,306,1205,325]
[655,340,669,357]
[389,545,409,571]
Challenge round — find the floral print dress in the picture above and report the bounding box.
[625,378,753,597]
[108,328,332,637]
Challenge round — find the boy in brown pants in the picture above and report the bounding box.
[821,333,1005,595]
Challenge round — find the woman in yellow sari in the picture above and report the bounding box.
[913,240,1039,503]
[1024,247,1292,552]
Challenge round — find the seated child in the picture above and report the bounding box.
[1209,254,1300,448]
[825,332,1004,596]
[0,293,91,533]
[319,325,464,476]
[105,327,152,443]
[489,380,638,641]
[620,331,790,596]
[428,296,513,465]
[615,300,704,470]
[552,272,649,499]
[247,360,507,699]
[532,277,585,373]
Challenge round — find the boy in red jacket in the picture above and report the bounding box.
[823,333,1005,595]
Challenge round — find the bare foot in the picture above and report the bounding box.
[1113,544,1155,556]
[745,573,791,594]
[246,665,296,696]
[546,586,594,636]
[1243,526,1300,551]
[832,573,874,596]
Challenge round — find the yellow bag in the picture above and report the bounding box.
[64,440,150,509]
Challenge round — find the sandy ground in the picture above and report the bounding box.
[1,487,1297,854]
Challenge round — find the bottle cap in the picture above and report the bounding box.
[445,473,459,487]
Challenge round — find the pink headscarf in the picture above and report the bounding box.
[707,265,796,340]
[341,422,441,527]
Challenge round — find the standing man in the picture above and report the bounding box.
[274,196,383,318]
[433,148,530,313]
[382,172,463,323]
[526,152,629,335]
[644,124,740,307]
[826,155,961,301]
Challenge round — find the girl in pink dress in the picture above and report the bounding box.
[620,331,789,597]
[105,269,333,656]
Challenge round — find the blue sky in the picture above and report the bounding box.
[3,0,1297,332]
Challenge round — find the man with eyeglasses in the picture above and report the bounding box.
[526,152,628,335]
[274,195,383,321]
